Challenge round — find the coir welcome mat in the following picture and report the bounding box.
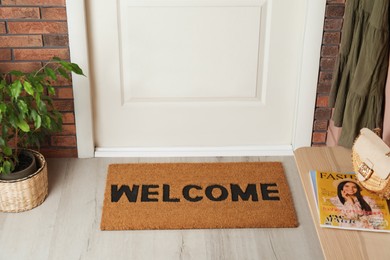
[101,162,298,230]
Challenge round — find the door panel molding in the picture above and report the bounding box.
[122,0,267,7]
[118,0,270,103]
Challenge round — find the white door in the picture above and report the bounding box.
[85,0,316,156]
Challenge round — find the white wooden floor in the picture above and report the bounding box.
[0,156,323,260]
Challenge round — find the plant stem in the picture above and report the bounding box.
[33,59,57,77]
[15,128,18,156]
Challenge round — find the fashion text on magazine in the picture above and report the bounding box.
[310,171,390,232]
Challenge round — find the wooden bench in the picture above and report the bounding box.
[294,146,390,260]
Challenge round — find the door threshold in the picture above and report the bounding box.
[94,146,294,157]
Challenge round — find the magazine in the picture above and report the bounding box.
[309,170,390,232]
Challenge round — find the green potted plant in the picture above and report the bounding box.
[0,57,84,212]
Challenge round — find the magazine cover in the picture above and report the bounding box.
[310,171,390,232]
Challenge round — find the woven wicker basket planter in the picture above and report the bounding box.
[0,150,48,213]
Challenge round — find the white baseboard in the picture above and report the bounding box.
[94,145,294,157]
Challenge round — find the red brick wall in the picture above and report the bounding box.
[0,0,77,157]
[312,0,345,146]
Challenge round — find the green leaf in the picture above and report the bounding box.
[3,161,12,175]
[48,86,55,95]
[70,63,85,75]
[8,115,18,129]
[3,146,12,156]
[35,83,44,93]
[17,100,28,114]
[35,114,42,129]
[59,61,73,70]
[0,137,5,146]
[37,99,47,113]
[58,68,70,79]
[0,103,6,113]
[10,80,22,100]
[23,81,34,96]
[31,110,42,129]
[35,93,47,113]
[44,115,51,128]
[45,67,57,80]
[17,119,30,132]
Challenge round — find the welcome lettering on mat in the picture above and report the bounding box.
[111,182,281,203]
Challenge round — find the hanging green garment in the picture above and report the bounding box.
[329,0,390,147]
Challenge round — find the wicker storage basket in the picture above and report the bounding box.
[0,150,48,212]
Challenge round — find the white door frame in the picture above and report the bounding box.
[66,0,326,158]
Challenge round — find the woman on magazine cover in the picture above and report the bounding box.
[330,179,386,229]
